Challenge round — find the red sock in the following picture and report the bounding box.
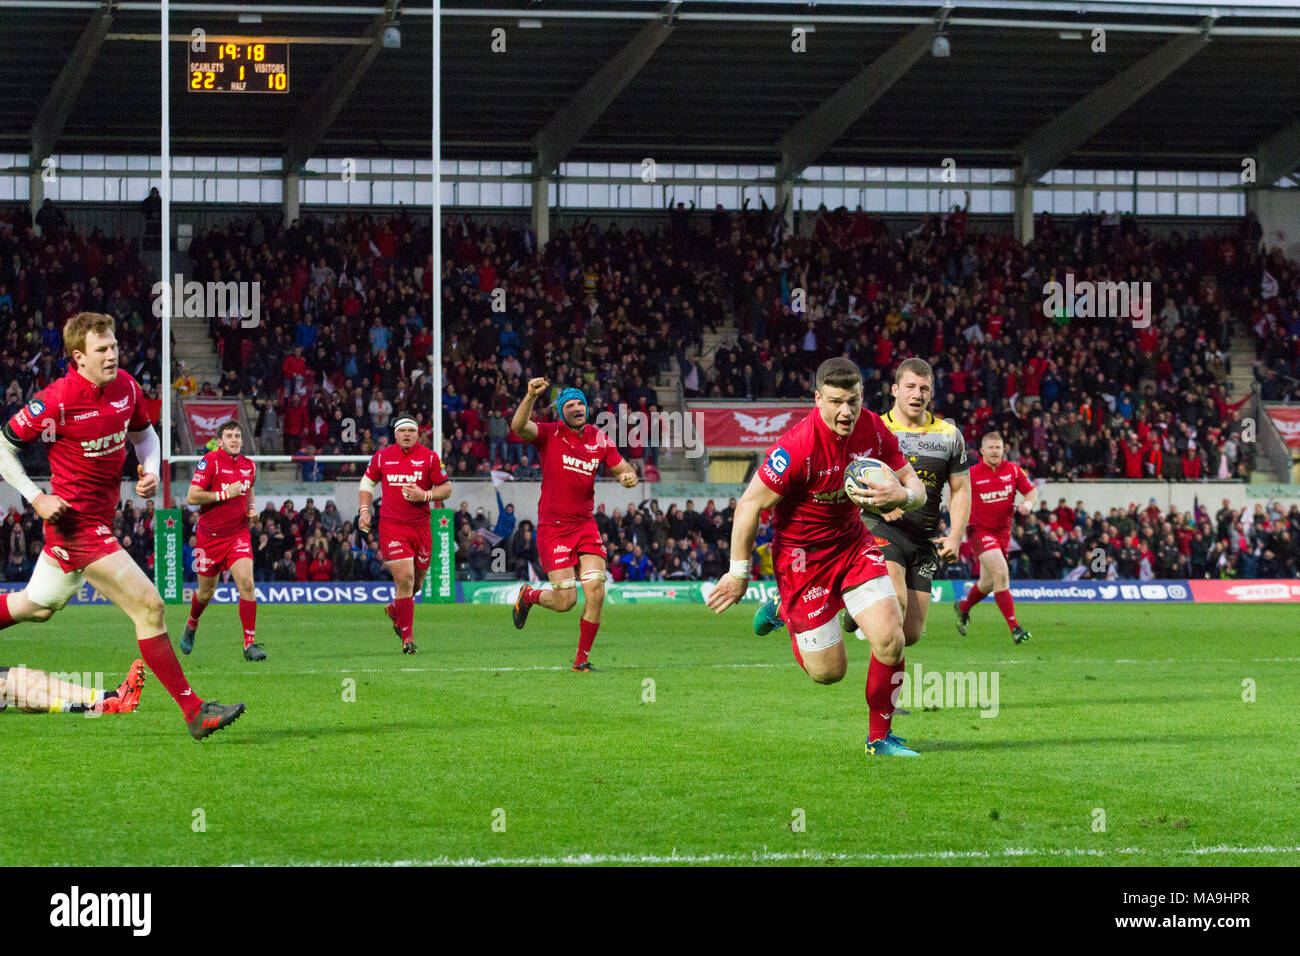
[993,589,1018,630]
[522,586,543,608]
[0,593,15,630]
[866,654,905,742]
[187,595,209,630]
[959,583,988,614]
[238,598,257,649]
[138,634,203,720]
[395,596,415,642]
[575,617,598,666]
[789,633,807,673]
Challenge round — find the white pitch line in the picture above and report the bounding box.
[211,656,1300,676]
[240,844,1300,867]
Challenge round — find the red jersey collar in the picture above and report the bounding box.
[68,367,110,395]
[811,408,846,443]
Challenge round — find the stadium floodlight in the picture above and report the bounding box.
[383,23,402,48]
[237,13,262,24]
[1059,30,1084,40]
[518,18,543,28]
[932,1,952,57]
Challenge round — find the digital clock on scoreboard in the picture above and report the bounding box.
[188,39,289,93]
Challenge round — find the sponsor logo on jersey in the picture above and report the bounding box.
[94,524,112,536]
[553,544,571,554]
[72,410,100,422]
[560,454,599,474]
[26,399,44,416]
[802,585,830,602]
[768,447,790,475]
[386,472,423,484]
[197,458,208,470]
[80,427,128,457]
[811,489,849,503]
[51,546,69,561]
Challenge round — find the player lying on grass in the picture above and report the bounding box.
[954,430,1036,644]
[182,420,265,661]
[752,358,971,724]
[358,417,452,654]
[510,378,639,672]
[706,357,928,756]
[0,659,145,714]
[0,312,246,741]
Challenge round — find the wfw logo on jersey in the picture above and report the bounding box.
[560,454,599,474]
[81,427,128,457]
[49,885,151,936]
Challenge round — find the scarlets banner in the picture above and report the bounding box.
[1265,405,1300,452]
[690,403,807,451]
[183,401,241,449]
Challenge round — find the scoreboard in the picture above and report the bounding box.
[188,40,289,93]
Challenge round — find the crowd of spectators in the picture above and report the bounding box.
[689,202,1298,481]
[0,199,167,479]
[1003,495,1300,581]
[2,484,1297,584]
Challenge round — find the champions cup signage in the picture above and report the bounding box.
[689,404,805,452]
[424,510,454,604]
[154,508,183,604]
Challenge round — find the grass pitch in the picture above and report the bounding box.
[2,600,1297,866]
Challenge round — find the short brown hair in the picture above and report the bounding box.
[217,420,241,439]
[815,357,862,392]
[981,430,1003,444]
[895,357,934,384]
[63,312,115,360]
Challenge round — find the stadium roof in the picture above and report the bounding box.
[0,1,1298,181]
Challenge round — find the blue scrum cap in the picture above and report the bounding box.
[555,387,588,420]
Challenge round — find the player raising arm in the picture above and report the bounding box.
[182,421,264,660]
[358,417,452,654]
[954,430,1037,643]
[706,357,928,756]
[0,312,244,740]
[510,377,638,672]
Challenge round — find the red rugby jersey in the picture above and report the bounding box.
[968,460,1034,535]
[5,368,152,522]
[530,422,623,526]
[191,446,257,539]
[758,408,907,550]
[364,442,448,528]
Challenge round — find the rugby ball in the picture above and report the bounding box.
[843,457,897,515]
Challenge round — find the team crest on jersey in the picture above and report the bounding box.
[768,447,790,475]
[26,399,44,417]
[110,396,130,411]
